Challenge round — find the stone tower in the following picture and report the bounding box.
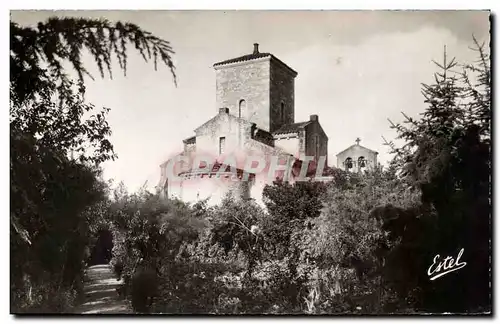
[213,43,298,133]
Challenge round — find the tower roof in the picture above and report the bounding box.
[213,43,298,77]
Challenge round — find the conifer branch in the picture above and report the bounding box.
[11,17,177,107]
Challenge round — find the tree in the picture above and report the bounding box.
[10,17,176,108]
[10,138,109,311]
[209,196,267,275]
[108,189,209,313]
[262,180,327,258]
[381,40,491,312]
[10,16,177,312]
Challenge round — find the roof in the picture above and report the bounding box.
[183,136,196,144]
[253,128,274,145]
[335,144,379,157]
[214,52,271,67]
[178,161,255,180]
[193,110,254,134]
[213,52,298,77]
[272,121,311,135]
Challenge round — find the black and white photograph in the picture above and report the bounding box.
[9,9,492,315]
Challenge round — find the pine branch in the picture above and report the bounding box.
[11,17,177,108]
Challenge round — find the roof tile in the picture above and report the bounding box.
[213,51,298,76]
[213,52,272,67]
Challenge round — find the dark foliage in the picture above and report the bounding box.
[11,17,176,108]
[381,40,491,312]
[10,16,176,313]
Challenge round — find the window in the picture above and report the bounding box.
[239,99,246,118]
[219,137,226,155]
[345,157,353,170]
[280,102,285,123]
[358,156,366,168]
[358,156,367,172]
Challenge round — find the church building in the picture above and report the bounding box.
[157,43,329,205]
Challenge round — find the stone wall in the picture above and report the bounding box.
[269,61,295,132]
[195,110,253,158]
[304,116,328,164]
[215,56,297,134]
[215,59,271,131]
[274,134,300,156]
[168,175,253,206]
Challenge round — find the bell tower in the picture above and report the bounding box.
[213,44,297,132]
[336,138,379,172]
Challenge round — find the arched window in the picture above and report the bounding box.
[358,156,366,168]
[345,157,353,170]
[219,137,226,155]
[280,102,285,123]
[239,99,246,118]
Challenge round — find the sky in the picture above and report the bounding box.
[11,10,490,192]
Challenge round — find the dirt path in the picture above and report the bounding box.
[73,264,134,314]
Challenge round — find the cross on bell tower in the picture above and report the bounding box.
[355,137,361,145]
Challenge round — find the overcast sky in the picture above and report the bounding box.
[11,10,490,192]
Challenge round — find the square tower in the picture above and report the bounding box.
[213,44,298,133]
